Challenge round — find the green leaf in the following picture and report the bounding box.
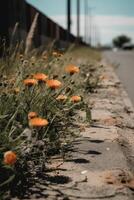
[86,106,92,123]
[0,115,9,119]
[0,174,15,187]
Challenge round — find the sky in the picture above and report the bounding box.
[26,0,134,45]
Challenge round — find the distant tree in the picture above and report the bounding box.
[112,35,131,48]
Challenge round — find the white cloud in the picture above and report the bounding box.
[95,15,134,27]
[50,15,134,44]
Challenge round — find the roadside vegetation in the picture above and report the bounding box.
[0,44,100,199]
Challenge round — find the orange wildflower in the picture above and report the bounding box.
[56,95,67,101]
[23,79,38,86]
[71,95,81,103]
[65,64,79,75]
[29,117,49,127]
[33,73,48,82]
[46,80,62,89]
[4,151,17,165]
[28,112,38,120]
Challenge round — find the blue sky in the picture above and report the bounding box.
[26,0,134,45]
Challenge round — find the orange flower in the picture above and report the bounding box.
[29,117,49,127]
[46,80,62,89]
[65,64,79,75]
[71,95,81,103]
[56,95,67,101]
[28,112,38,120]
[4,151,17,165]
[23,79,38,86]
[33,73,48,82]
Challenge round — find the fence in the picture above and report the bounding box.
[0,0,76,49]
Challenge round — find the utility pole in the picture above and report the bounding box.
[77,0,80,41]
[88,7,92,46]
[84,0,88,43]
[88,6,95,46]
[67,0,71,42]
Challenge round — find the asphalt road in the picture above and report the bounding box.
[104,50,134,106]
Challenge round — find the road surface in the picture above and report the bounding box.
[104,50,134,106]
